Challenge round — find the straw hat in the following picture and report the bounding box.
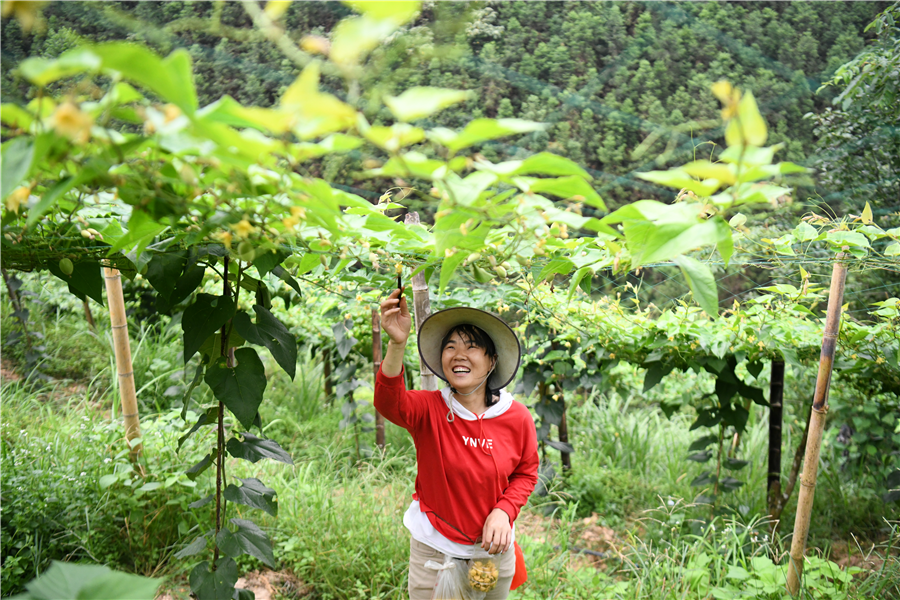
[417,307,521,390]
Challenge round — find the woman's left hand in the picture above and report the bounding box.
[481,508,512,555]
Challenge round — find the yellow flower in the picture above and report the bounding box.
[5,186,30,214]
[711,80,741,121]
[51,101,93,144]
[282,216,299,229]
[300,35,330,55]
[163,104,182,123]
[214,230,233,249]
[1,1,47,32]
[290,206,306,220]
[231,219,257,239]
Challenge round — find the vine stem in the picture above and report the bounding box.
[213,254,231,568]
[713,421,725,519]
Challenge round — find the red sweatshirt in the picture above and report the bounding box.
[374,366,540,544]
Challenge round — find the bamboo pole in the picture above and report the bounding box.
[372,307,385,449]
[767,360,785,520]
[103,266,142,461]
[786,253,848,595]
[404,212,438,391]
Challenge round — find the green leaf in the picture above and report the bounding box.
[226,432,293,465]
[1,103,35,129]
[232,305,297,380]
[216,518,275,568]
[643,362,674,392]
[384,87,471,122]
[826,231,870,249]
[280,61,357,139]
[546,440,575,453]
[46,260,104,305]
[196,96,293,133]
[691,471,717,487]
[252,247,289,278]
[675,255,718,316]
[189,558,237,600]
[636,169,722,196]
[204,348,267,430]
[724,457,749,471]
[23,561,160,600]
[346,0,420,23]
[794,222,819,242]
[331,319,358,360]
[514,152,592,180]
[438,252,469,296]
[727,90,767,147]
[92,44,198,113]
[18,48,102,86]
[680,161,736,185]
[178,407,218,451]
[688,435,719,452]
[174,535,208,560]
[271,265,302,296]
[108,210,167,257]
[185,453,213,481]
[182,294,236,364]
[331,15,402,67]
[886,242,900,256]
[144,251,186,302]
[518,176,605,211]
[1,137,34,200]
[429,118,545,154]
[224,477,277,517]
[687,450,713,463]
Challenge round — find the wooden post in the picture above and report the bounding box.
[103,266,142,461]
[404,212,438,391]
[372,307,385,449]
[323,348,333,404]
[767,360,785,519]
[786,254,848,595]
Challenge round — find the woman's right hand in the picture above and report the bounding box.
[381,288,411,345]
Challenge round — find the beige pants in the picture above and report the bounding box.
[408,538,515,600]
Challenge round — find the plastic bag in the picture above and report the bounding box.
[426,545,503,599]
[467,555,500,593]
[427,556,481,600]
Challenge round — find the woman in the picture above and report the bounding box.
[375,288,539,599]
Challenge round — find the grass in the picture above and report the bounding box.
[1,278,898,599]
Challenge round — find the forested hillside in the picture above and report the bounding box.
[1,1,892,217]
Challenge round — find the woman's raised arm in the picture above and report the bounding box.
[380,287,411,377]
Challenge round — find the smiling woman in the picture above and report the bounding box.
[375,289,537,599]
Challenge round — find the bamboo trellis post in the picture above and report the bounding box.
[103,266,143,461]
[786,253,848,595]
[404,212,438,391]
[372,307,385,449]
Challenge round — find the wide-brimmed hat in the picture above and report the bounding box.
[417,307,521,390]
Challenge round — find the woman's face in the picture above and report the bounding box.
[441,331,495,393]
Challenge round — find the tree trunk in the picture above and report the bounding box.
[372,307,385,449]
[786,254,848,595]
[558,394,571,472]
[103,267,143,462]
[404,212,438,391]
[767,360,785,520]
[83,299,96,330]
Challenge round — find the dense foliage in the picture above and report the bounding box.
[1,1,892,217]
